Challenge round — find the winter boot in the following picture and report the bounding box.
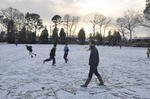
[43,60,45,64]
[65,59,68,63]
[97,75,104,85]
[35,54,36,56]
[31,55,33,58]
[81,78,92,87]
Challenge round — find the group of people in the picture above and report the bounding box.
[25,40,104,87]
[26,44,69,65]
[25,41,150,88]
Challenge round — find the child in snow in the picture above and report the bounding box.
[63,44,69,63]
[43,44,57,66]
[26,45,36,58]
[146,48,150,58]
[119,43,122,49]
[15,39,18,47]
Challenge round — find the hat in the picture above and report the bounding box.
[54,44,57,47]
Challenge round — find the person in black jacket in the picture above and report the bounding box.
[43,44,57,66]
[26,45,36,58]
[63,44,69,63]
[81,40,104,87]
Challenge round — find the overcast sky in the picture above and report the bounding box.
[0,0,149,37]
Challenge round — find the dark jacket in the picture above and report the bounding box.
[26,46,32,51]
[89,46,99,66]
[50,47,56,57]
[64,47,69,53]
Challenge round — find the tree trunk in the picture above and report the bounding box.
[67,24,68,37]
[93,25,95,38]
[122,33,125,45]
[130,30,132,46]
[103,28,106,37]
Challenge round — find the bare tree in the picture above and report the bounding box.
[63,14,71,37]
[85,12,102,37]
[1,7,25,32]
[137,11,150,29]
[69,16,80,37]
[117,10,139,45]
[63,14,80,37]
[116,17,127,43]
[25,12,43,33]
[98,14,106,34]
[103,17,111,37]
[15,13,25,31]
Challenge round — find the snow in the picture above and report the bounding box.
[0,44,150,99]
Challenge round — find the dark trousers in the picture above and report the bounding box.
[44,56,55,65]
[147,53,150,58]
[63,52,68,63]
[88,66,100,78]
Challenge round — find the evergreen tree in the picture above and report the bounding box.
[59,28,66,44]
[78,28,85,45]
[109,31,121,45]
[108,30,111,37]
[39,27,49,44]
[0,32,5,42]
[27,31,36,44]
[7,20,15,43]
[89,33,93,39]
[113,31,121,43]
[19,26,27,43]
[52,28,58,44]
[96,32,102,45]
[51,15,61,44]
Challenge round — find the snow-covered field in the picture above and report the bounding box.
[0,43,150,99]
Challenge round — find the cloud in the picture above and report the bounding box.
[0,0,148,36]
[1,0,145,20]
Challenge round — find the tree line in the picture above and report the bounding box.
[0,1,149,45]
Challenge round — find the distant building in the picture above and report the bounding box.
[132,37,150,47]
[133,37,150,43]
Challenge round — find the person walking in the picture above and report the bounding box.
[81,40,104,87]
[15,39,18,47]
[119,43,122,49]
[26,45,36,58]
[43,44,57,66]
[64,44,69,63]
[146,47,150,58]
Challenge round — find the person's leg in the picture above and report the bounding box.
[29,52,33,58]
[66,53,68,61]
[30,49,36,56]
[147,53,149,58]
[32,52,36,56]
[31,50,36,56]
[64,53,68,63]
[94,68,100,76]
[88,67,95,78]
[94,69,104,85]
[52,57,56,65]
[43,57,52,64]
[63,53,66,60]
[81,66,95,87]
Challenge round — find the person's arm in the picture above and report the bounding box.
[67,47,69,52]
[90,49,99,66]
[54,49,56,56]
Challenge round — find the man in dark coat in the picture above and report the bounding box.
[81,40,104,87]
[63,44,69,63]
[43,44,57,66]
[26,45,36,58]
